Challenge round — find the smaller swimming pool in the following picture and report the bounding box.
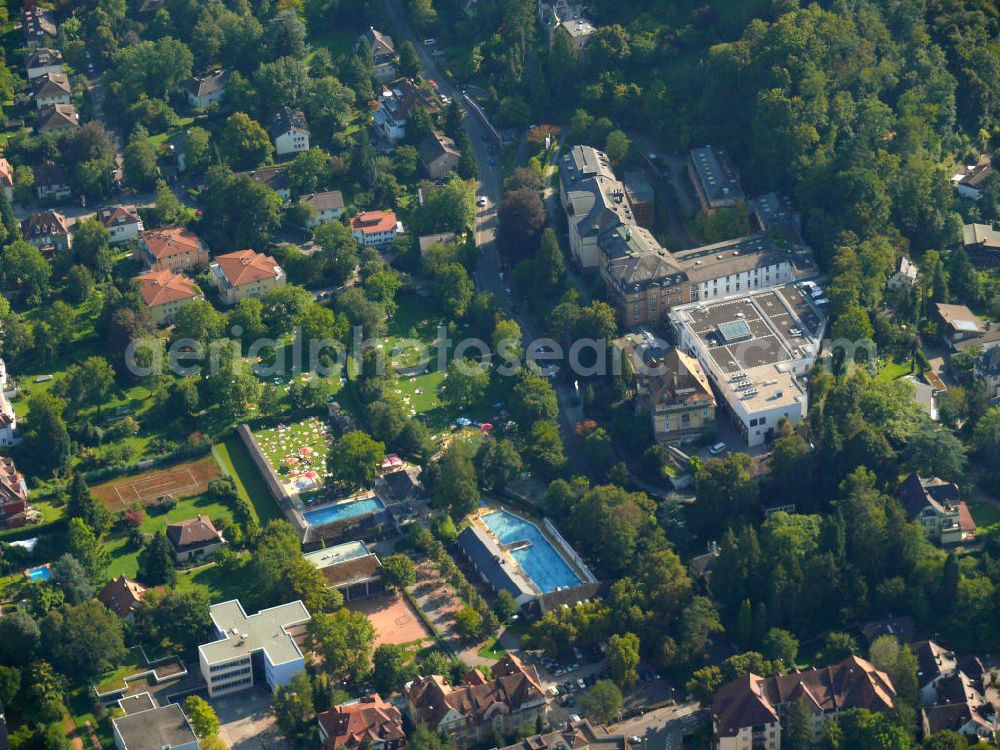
[24,565,52,581]
[303,496,384,526]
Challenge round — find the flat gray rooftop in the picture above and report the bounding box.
[112,703,197,750]
[202,599,310,666]
[303,540,369,570]
[685,289,821,375]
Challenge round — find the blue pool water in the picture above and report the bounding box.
[480,510,582,593]
[303,496,384,526]
[25,565,51,581]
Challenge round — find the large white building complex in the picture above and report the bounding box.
[199,599,311,697]
[668,283,826,446]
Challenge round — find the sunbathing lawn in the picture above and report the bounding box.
[254,417,334,481]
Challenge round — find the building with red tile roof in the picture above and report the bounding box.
[137,226,209,272]
[712,656,896,750]
[99,205,144,244]
[166,515,226,562]
[97,576,147,620]
[406,654,548,749]
[0,457,29,528]
[134,270,202,325]
[317,694,405,750]
[350,210,403,247]
[210,249,286,305]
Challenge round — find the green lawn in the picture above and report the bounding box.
[477,635,507,660]
[174,558,256,603]
[309,28,358,61]
[213,437,283,524]
[93,646,159,694]
[875,357,913,382]
[968,500,1000,528]
[254,416,333,482]
[105,490,243,579]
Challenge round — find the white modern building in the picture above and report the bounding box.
[199,599,310,697]
[271,107,310,157]
[668,284,826,447]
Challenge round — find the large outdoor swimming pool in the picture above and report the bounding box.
[303,496,384,526]
[481,510,582,594]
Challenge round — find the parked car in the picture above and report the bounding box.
[423,38,437,45]
[709,442,727,455]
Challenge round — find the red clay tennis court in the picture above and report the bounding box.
[92,456,222,511]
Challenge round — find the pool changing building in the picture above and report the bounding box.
[668,284,826,446]
[199,599,310,697]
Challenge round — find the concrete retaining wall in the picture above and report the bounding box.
[543,517,597,584]
[236,424,307,537]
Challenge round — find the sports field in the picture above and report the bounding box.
[92,457,222,511]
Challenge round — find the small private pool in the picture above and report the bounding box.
[303,495,385,526]
[23,564,52,582]
[480,510,582,594]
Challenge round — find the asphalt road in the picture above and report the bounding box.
[611,702,704,750]
[384,3,588,470]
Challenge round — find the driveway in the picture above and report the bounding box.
[610,702,705,750]
[212,686,293,750]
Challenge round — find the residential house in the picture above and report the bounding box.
[98,205,144,244]
[199,599,310,697]
[22,9,56,47]
[935,303,985,348]
[111,693,198,750]
[24,48,63,81]
[419,132,460,179]
[350,210,403,247]
[210,249,286,305]
[616,333,716,445]
[97,576,147,621]
[977,347,1000,402]
[922,672,996,742]
[360,28,398,83]
[493,720,627,750]
[954,321,1000,354]
[375,78,441,143]
[36,103,78,133]
[304,541,384,603]
[165,515,226,562]
[558,18,596,50]
[887,256,919,290]
[861,616,916,645]
[300,191,345,228]
[688,145,745,215]
[962,222,1000,257]
[238,165,291,201]
[0,158,13,203]
[898,472,976,545]
[0,457,29,529]
[417,182,442,206]
[406,654,548,749]
[538,0,595,49]
[31,72,71,109]
[21,210,71,252]
[317,694,405,750]
[951,155,992,200]
[34,161,71,201]
[135,270,203,325]
[185,70,229,109]
[751,192,801,235]
[622,171,654,228]
[271,107,310,157]
[418,231,458,255]
[0,390,15,449]
[902,374,941,422]
[712,656,896,750]
[688,542,720,594]
[137,227,209,272]
[914,641,995,743]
